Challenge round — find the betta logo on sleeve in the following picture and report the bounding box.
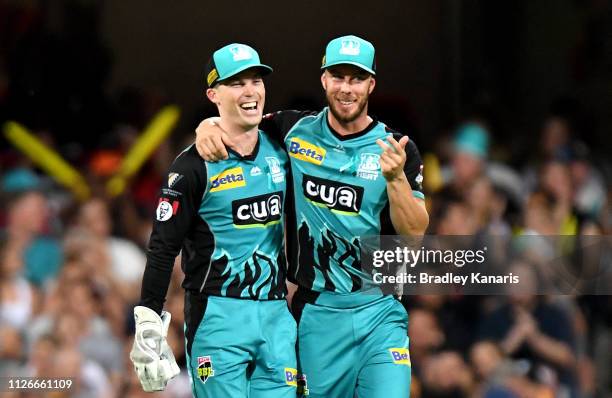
[389,348,411,366]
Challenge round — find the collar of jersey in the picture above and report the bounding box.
[226,131,261,161]
[324,107,379,141]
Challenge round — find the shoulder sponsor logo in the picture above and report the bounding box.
[168,173,183,188]
[357,153,380,180]
[288,138,326,165]
[389,348,411,366]
[265,156,285,183]
[197,356,215,383]
[156,198,179,222]
[232,191,283,228]
[209,167,246,192]
[302,175,363,214]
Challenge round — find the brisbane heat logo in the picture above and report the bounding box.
[232,191,284,228]
[302,175,364,214]
[209,167,246,192]
[288,138,326,165]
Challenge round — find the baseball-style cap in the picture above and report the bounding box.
[321,35,376,75]
[454,123,490,159]
[205,43,273,87]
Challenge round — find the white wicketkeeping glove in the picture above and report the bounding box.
[130,306,181,392]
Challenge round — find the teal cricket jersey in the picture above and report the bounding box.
[140,132,290,313]
[260,108,425,294]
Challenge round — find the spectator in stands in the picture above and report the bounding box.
[76,198,146,297]
[478,261,578,397]
[441,122,490,199]
[421,351,475,398]
[0,238,35,331]
[2,190,63,287]
[568,142,607,220]
[469,340,553,398]
[408,308,445,376]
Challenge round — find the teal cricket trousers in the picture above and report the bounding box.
[292,288,411,398]
[185,292,298,397]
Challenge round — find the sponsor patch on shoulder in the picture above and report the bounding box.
[168,173,184,188]
[389,348,411,365]
[209,167,246,192]
[156,198,179,221]
[288,138,326,165]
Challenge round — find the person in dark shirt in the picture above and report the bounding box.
[478,261,577,397]
[129,43,297,397]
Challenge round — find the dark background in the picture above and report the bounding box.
[0,2,611,397]
[1,0,610,158]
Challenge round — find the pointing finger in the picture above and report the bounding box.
[376,138,391,152]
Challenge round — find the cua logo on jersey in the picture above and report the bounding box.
[210,167,246,192]
[389,348,411,366]
[303,175,364,214]
[288,138,326,165]
[197,356,215,383]
[232,191,283,228]
[285,368,298,387]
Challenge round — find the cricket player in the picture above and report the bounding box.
[195,35,428,397]
[130,43,297,398]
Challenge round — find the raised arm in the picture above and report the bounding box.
[377,134,429,236]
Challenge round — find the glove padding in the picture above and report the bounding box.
[130,306,181,392]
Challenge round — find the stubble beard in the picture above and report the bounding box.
[327,92,369,124]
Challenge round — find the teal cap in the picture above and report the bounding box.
[321,35,376,75]
[205,43,272,87]
[454,123,490,159]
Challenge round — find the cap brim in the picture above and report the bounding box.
[218,64,273,83]
[321,61,375,75]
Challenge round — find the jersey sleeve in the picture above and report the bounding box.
[388,130,425,200]
[140,145,206,314]
[260,110,317,143]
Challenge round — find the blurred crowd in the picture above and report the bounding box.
[0,111,610,398]
[1,1,611,398]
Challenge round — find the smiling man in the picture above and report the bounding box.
[195,35,428,397]
[130,43,296,398]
